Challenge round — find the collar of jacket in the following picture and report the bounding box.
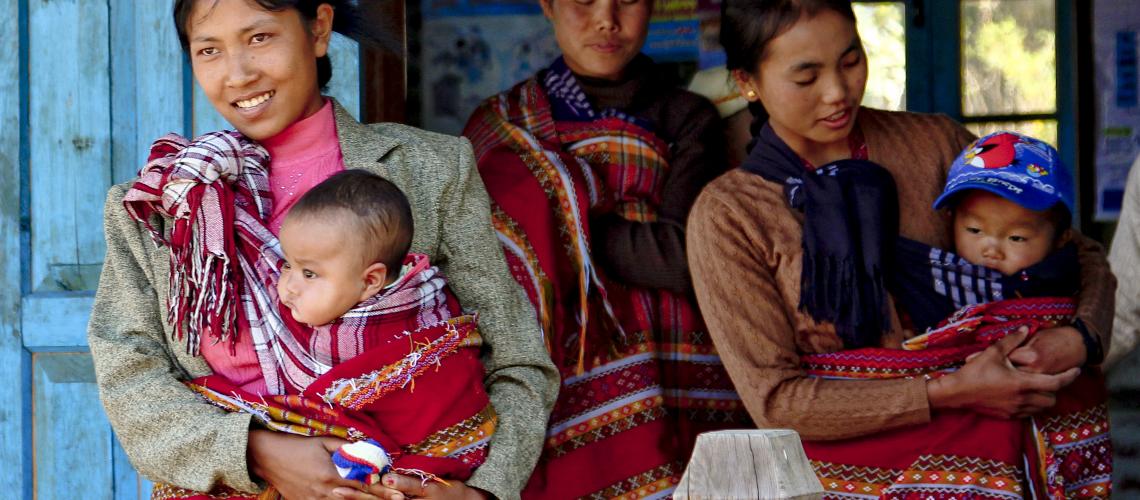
[330,98,402,168]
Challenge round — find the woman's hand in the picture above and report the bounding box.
[247,430,383,500]
[340,473,490,500]
[1008,325,1086,374]
[927,329,1080,419]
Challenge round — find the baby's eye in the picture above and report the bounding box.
[1009,235,1028,243]
[302,269,317,279]
[965,227,981,234]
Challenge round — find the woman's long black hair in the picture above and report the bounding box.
[174,0,401,89]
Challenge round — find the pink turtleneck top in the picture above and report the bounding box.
[199,99,345,394]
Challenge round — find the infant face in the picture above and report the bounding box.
[952,190,1059,276]
[277,215,371,326]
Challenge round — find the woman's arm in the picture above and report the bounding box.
[88,185,261,492]
[591,95,729,293]
[432,140,560,500]
[687,190,931,440]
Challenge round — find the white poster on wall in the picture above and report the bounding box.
[1094,0,1140,220]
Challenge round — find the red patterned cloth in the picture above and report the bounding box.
[465,65,748,499]
[153,312,495,499]
[801,298,1111,499]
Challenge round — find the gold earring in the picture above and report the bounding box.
[746,90,757,99]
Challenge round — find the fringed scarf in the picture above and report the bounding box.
[122,131,270,355]
[464,56,748,500]
[740,123,897,348]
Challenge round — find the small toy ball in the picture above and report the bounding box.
[332,439,392,485]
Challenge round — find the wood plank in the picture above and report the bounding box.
[361,0,406,124]
[113,435,153,500]
[32,353,114,499]
[327,33,361,120]
[116,0,185,185]
[192,84,231,137]
[110,0,138,186]
[28,0,111,293]
[192,32,360,136]
[0,0,26,493]
[21,294,93,349]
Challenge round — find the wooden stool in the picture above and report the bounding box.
[675,429,823,500]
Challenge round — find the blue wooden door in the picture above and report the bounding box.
[1,1,361,497]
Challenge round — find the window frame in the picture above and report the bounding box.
[900,0,1079,219]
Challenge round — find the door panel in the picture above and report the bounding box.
[27,0,112,294]
[32,353,113,500]
[0,0,23,494]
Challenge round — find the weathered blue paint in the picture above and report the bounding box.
[33,353,113,500]
[28,0,113,295]
[22,295,93,348]
[119,0,185,185]
[327,34,363,120]
[3,0,28,496]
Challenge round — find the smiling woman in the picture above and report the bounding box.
[87,1,559,500]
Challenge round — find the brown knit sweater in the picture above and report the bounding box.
[687,108,1116,441]
[577,56,729,293]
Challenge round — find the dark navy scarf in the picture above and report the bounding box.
[541,56,654,130]
[741,123,898,348]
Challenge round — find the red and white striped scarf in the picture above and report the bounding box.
[123,131,453,395]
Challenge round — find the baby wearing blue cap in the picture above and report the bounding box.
[935,131,1075,277]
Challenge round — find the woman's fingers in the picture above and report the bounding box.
[379,473,429,498]
[333,486,385,500]
[1021,367,1080,393]
[1020,391,1057,412]
[993,327,1030,357]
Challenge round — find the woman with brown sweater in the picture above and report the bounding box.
[688,0,1115,496]
[462,0,747,497]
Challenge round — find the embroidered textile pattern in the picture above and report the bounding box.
[405,403,498,464]
[318,316,481,410]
